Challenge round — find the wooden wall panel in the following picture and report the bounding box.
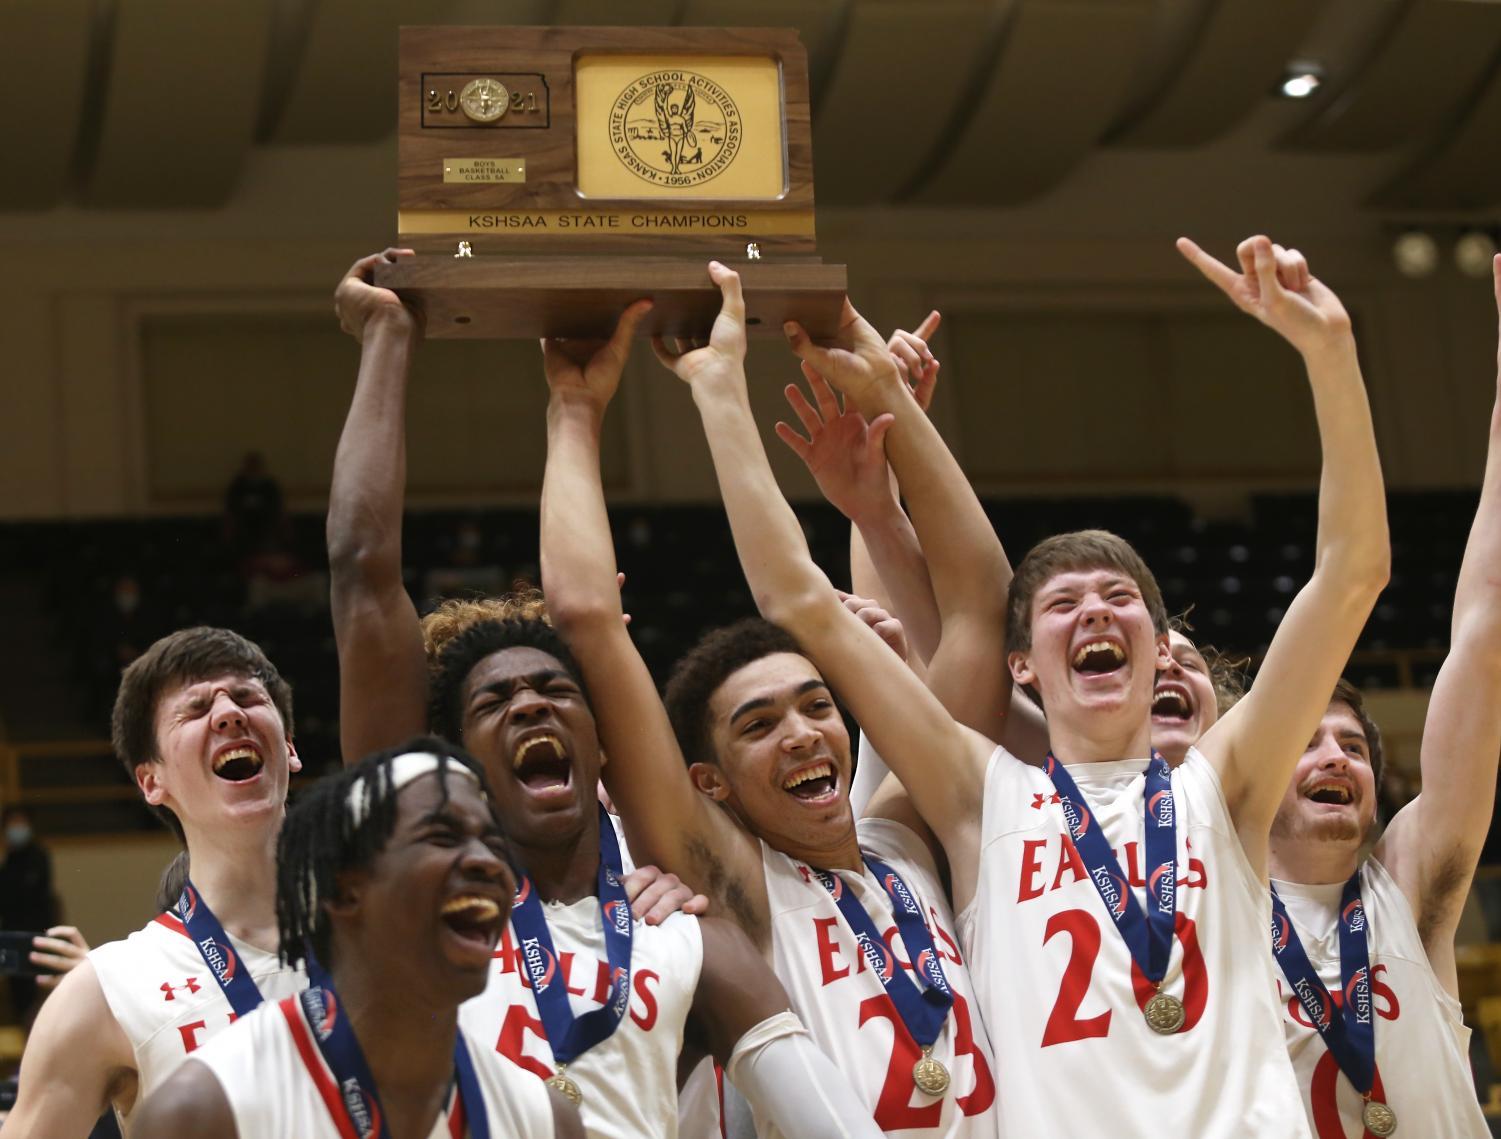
[137,315,632,503]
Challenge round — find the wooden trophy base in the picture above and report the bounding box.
[372,256,847,340]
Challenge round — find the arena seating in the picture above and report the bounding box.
[0,488,1482,779]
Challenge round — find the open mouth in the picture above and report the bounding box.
[439,894,503,949]
[1306,781,1353,806]
[212,745,265,783]
[1072,639,1126,676]
[782,761,837,801]
[1151,684,1193,722]
[512,734,572,794]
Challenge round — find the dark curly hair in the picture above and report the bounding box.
[276,736,498,971]
[430,617,588,743]
[664,618,804,769]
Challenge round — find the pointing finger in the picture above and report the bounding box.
[1176,238,1242,300]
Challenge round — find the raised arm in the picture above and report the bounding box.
[1187,236,1390,868]
[785,310,1017,756]
[660,266,994,908]
[1376,253,1501,979]
[538,300,767,930]
[776,364,943,664]
[326,250,429,764]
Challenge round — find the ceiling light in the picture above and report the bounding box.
[1279,64,1323,99]
[1393,231,1439,278]
[1454,230,1498,278]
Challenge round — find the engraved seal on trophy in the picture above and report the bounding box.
[459,77,510,122]
[609,70,741,188]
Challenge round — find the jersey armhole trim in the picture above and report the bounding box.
[280,996,359,1139]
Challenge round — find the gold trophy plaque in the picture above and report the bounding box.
[375,26,847,339]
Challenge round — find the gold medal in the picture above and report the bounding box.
[1142,991,1186,1035]
[547,1064,582,1107]
[912,1046,951,1096]
[459,78,510,122]
[1361,1098,1397,1136]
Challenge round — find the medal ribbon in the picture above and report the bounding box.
[176,879,267,1018]
[509,805,633,1066]
[176,878,331,1017]
[812,855,954,1048]
[1042,752,1178,986]
[1269,873,1376,1095]
[296,985,488,1139]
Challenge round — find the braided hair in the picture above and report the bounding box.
[275,736,496,971]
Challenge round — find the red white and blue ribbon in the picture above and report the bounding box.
[509,805,633,1066]
[812,854,954,1050]
[1042,751,1178,988]
[176,880,267,1019]
[295,984,490,1139]
[1270,873,1377,1096]
[176,878,328,1016]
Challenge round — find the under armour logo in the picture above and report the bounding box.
[161,978,201,1000]
[796,865,814,883]
[1031,792,1062,809]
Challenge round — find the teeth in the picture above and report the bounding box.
[1152,687,1190,716]
[782,762,833,791]
[513,735,562,769]
[441,895,501,921]
[1307,782,1352,804]
[1072,641,1126,668]
[212,746,261,772]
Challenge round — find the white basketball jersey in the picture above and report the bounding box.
[89,910,306,1134]
[760,817,998,1137]
[187,993,554,1138]
[959,747,1309,1137]
[460,898,702,1138]
[1272,858,1488,1137]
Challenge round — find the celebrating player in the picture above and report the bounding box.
[673,236,1387,1135]
[328,254,886,1139]
[1262,256,1501,1138]
[1,628,308,1136]
[541,290,996,1135]
[132,741,580,1137]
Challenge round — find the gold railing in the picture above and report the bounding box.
[0,739,137,809]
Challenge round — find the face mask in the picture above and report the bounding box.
[5,825,32,849]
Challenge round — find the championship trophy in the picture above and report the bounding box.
[375,26,847,339]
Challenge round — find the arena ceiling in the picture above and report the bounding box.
[3,0,1500,217]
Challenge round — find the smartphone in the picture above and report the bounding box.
[0,932,52,976]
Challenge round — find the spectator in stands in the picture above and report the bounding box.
[422,519,505,601]
[222,451,284,559]
[0,807,56,1019]
[83,575,164,728]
